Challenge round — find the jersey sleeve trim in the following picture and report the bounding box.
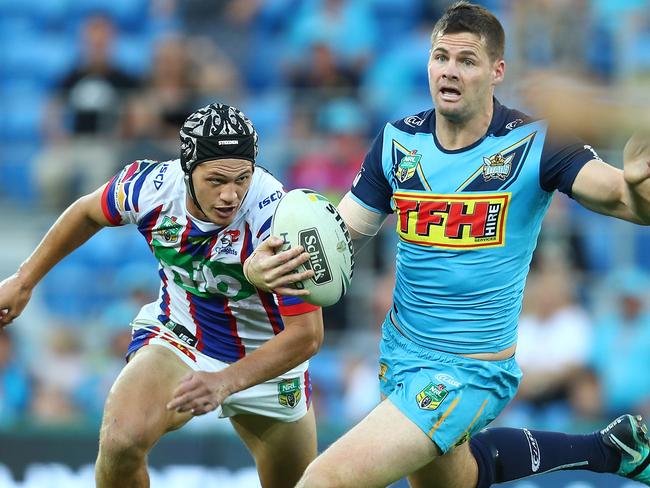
[101,175,123,226]
[348,191,387,214]
[256,216,273,239]
[349,127,394,214]
[540,130,599,197]
[278,300,320,316]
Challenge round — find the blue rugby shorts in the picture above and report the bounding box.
[379,317,522,453]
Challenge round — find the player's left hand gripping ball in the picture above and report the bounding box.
[271,189,354,307]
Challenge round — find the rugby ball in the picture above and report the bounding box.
[271,189,354,307]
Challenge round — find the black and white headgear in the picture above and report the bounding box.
[180,103,258,173]
[179,103,258,211]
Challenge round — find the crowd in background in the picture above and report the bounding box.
[1,0,650,437]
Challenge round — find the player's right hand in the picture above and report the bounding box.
[0,274,33,327]
[243,236,315,296]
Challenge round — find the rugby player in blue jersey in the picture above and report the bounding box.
[0,104,323,488]
[245,2,650,487]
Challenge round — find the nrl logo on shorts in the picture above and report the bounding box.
[482,152,514,181]
[278,378,301,409]
[157,216,182,243]
[378,363,388,381]
[416,383,448,410]
[397,151,421,183]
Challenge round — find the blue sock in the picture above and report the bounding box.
[469,427,621,487]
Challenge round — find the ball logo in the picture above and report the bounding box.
[298,228,333,285]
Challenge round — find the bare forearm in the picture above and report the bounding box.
[348,226,373,254]
[18,196,105,288]
[221,322,321,395]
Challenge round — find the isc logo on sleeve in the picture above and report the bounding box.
[393,191,510,249]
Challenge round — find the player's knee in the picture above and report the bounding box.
[469,430,499,487]
[98,418,150,465]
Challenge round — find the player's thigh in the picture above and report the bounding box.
[408,441,477,488]
[300,398,440,488]
[230,407,317,488]
[100,344,193,447]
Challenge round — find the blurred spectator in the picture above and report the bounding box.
[30,383,82,427]
[28,327,90,426]
[120,35,199,163]
[121,34,242,164]
[0,330,32,428]
[179,0,260,65]
[340,354,380,424]
[53,15,140,136]
[531,195,589,273]
[566,367,604,431]
[340,266,394,424]
[74,265,156,420]
[589,268,650,418]
[589,0,650,79]
[513,265,592,430]
[287,98,368,203]
[286,0,377,70]
[187,36,243,101]
[510,0,591,75]
[34,14,141,209]
[288,41,360,128]
[75,326,133,422]
[360,19,431,124]
[32,328,87,396]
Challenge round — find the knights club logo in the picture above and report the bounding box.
[216,229,240,255]
[482,152,514,181]
[396,150,422,183]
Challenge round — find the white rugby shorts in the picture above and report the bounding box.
[129,316,312,422]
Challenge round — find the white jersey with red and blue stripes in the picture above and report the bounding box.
[101,159,317,363]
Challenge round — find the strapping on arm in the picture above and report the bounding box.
[337,192,388,252]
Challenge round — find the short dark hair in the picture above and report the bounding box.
[431,1,505,61]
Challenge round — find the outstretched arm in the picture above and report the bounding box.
[572,132,650,225]
[0,185,112,326]
[167,308,324,415]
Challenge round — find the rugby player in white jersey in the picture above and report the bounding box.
[0,103,323,488]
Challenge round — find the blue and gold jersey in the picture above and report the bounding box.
[351,99,597,353]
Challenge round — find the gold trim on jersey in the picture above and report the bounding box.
[456,132,537,192]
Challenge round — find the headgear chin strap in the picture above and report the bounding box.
[179,103,258,213]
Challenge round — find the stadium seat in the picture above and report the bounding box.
[635,230,650,270]
[369,0,422,49]
[0,143,40,205]
[112,33,153,78]
[3,31,77,86]
[1,82,47,142]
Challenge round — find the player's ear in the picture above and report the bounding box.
[492,59,506,85]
